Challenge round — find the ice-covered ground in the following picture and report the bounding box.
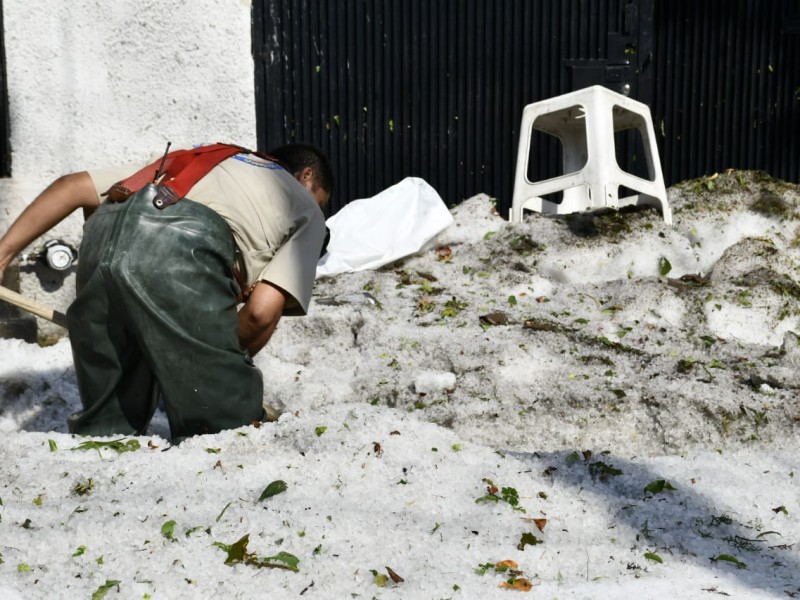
[1,170,799,598]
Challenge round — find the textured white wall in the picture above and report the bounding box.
[0,0,257,336]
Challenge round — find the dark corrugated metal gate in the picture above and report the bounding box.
[652,1,800,187]
[253,0,799,217]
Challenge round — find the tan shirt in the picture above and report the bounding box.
[88,151,325,315]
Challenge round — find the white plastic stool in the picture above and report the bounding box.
[510,85,671,225]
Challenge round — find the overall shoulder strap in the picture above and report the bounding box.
[103,143,280,207]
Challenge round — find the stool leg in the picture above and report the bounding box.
[511,109,537,222]
[560,127,590,213]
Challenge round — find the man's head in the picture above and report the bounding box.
[269,143,334,209]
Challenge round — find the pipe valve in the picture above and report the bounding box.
[43,239,78,271]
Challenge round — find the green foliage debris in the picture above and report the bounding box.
[216,501,232,522]
[72,438,141,454]
[213,534,299,571]
[371,570,389,587]
[711,554,747,569]
[476,479,526,513]
[644,480,676,494]
[73,479,95,496]
[644,552,663,563]
[588,461,623,482]
[517,532,543,551]
[91,580,121,600]
[441,297,468,318]
[258,480,288,502]
[161,520,176,541]
[658,256,672,277]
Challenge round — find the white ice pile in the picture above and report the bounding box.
[1,170,799,598]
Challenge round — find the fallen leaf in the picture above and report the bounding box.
[479,311,509,326]
[495,560,518,570]
[644,552,663,563]
[522,318,561,332]
[644,479,677,494]
[525,518,547,532]
[72,439,140,454]
[711,554,746,569]
[91,580,121,600]
[373,442,384,457]
[390,430,401,436]
[658,256,672,277]
[386,566,404,583]
[161,520,176,540]
[499,578,533,591]
[214,534,251,565]
[666,273,710,290]
[372,571,389,587]
[435,246,452,260]
[258,480,288,502]
[262,551,300,572]
[517,532,543,550]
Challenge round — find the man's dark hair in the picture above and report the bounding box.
[269,143,335,196]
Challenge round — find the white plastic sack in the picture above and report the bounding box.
[316,177,453,278]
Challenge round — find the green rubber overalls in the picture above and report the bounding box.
[66,183,264,442]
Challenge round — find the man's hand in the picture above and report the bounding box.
[237,281,287,356]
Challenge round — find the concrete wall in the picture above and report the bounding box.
[0,0,257,338]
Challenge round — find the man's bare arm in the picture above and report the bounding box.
[0,171,99,283]
[237,281,287,356]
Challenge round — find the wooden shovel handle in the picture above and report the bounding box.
[0,285,68,328]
